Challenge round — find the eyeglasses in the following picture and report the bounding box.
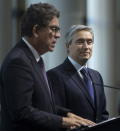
[48,25,60,33]
[75,38,94,45]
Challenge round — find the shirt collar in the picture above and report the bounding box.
[68,56,87,72]
[22,37,40,62]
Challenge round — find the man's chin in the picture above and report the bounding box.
[49,48,55,52]
[82,55,91,60]
[80,58,89,64]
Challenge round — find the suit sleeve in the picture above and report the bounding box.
[1,58,62,130]
[48,74,71,116]
[98,72,109,121]
[47,70,67,108]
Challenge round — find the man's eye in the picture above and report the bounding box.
[51,27,57,31]
[76,39,84,43]
[87,40,93,44]
[48,26,60,33]
[75,39,93,45]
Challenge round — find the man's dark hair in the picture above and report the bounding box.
[21,2,60,37]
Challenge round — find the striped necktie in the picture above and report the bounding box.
[38,57,52,98]
[80,68,94,102]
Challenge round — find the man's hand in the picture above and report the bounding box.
[67,112,96,126]
[62,116,81,129]
[62,112,96,129]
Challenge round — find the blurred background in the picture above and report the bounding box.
[0,0,120,122]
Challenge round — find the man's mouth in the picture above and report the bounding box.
[81,52,89,54]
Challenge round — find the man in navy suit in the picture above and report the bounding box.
[0,4,95,131]
[47,25,109,123]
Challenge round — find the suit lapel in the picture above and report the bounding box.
[30,54,53,101]
[17,40,52,101]
[63,58,95,109]
[88,69,100,111]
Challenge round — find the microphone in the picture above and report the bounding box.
[93,83,120,90]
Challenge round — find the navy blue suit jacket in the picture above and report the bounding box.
[47,58,109,123]
[0,40,67,131]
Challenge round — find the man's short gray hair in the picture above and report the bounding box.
[65,25,94,46]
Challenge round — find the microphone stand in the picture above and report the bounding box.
[93,83,120,90]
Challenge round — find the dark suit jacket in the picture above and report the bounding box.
[0,39,66,131]
[47,58,109,123]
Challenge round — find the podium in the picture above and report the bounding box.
[82,116,120,131]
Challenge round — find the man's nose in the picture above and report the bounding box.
[55,31,61,38]
[83,41,88,47]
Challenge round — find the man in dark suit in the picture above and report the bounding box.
[0,4,95,131]
[47,25,109,123]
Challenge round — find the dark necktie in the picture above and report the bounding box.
[80,68,94,102]
[38,57,52,98]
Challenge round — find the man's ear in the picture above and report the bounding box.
[66,43,70,53]
[66,43,69,48]
[32,25,39,38]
